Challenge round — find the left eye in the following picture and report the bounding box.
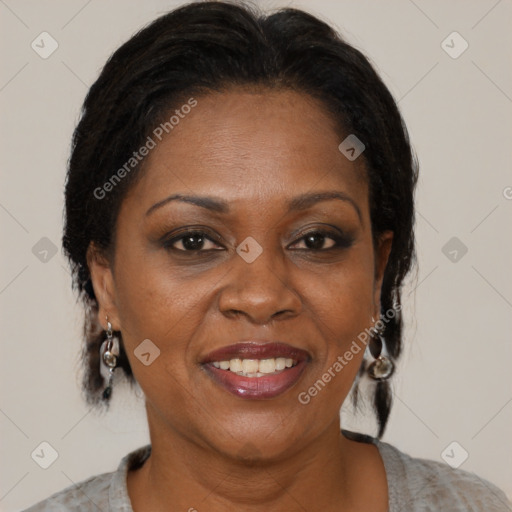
[290,231,339,250]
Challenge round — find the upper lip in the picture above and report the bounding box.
[201,341,310,364]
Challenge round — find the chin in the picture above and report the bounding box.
[203,411,311,463]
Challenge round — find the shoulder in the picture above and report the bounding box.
[21,471,113,512]
[22,444,151,512]
[377,440,512,512]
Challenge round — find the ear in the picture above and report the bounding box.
[372,230,393,319]
[86,242,121,330]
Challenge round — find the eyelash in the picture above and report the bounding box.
[162,228,354,253]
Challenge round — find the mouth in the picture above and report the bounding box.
[201,342,310,399]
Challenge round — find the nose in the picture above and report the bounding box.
[218,245,302,325]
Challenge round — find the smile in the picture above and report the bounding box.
[211,357,298,377]
[201,342,309,399]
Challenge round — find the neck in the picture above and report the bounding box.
[127,406,386,512]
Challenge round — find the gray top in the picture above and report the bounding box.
[23,432,512,511]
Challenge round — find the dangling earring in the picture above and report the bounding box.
[365,320,394,381]
[100,316,119,400]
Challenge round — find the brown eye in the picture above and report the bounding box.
[179,233,206,250]
[290,230,353,251]
[303,232,335,250]
[163,231,223,251]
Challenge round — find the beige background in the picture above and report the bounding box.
[1,0,511,510]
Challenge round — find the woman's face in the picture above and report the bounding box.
[90,88,392,459]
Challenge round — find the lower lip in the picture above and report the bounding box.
[203,361,307,399]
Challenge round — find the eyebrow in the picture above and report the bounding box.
[146,194,229,216]
[288,191,362,221]
[145,191,362,221]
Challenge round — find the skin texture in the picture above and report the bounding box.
[88,89,393,511]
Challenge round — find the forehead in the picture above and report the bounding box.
[125,88,368,214]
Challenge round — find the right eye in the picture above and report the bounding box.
[163,230,224,252]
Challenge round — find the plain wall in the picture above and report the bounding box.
[1,1,511,510]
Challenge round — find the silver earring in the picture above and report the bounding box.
[100,317,119,400]
[365,330,394,381]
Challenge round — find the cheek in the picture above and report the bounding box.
[112,250,225,382]
[295,247,375,401]
[302,249,375,337]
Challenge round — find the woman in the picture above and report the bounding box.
[24,1,511,511]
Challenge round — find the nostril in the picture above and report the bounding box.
[271,309,294,320]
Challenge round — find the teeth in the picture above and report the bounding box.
[211,357,298,377]
[229,358,243,372]
[275,357,286,370]
[259,359,276,374]
[241,359,259,374]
